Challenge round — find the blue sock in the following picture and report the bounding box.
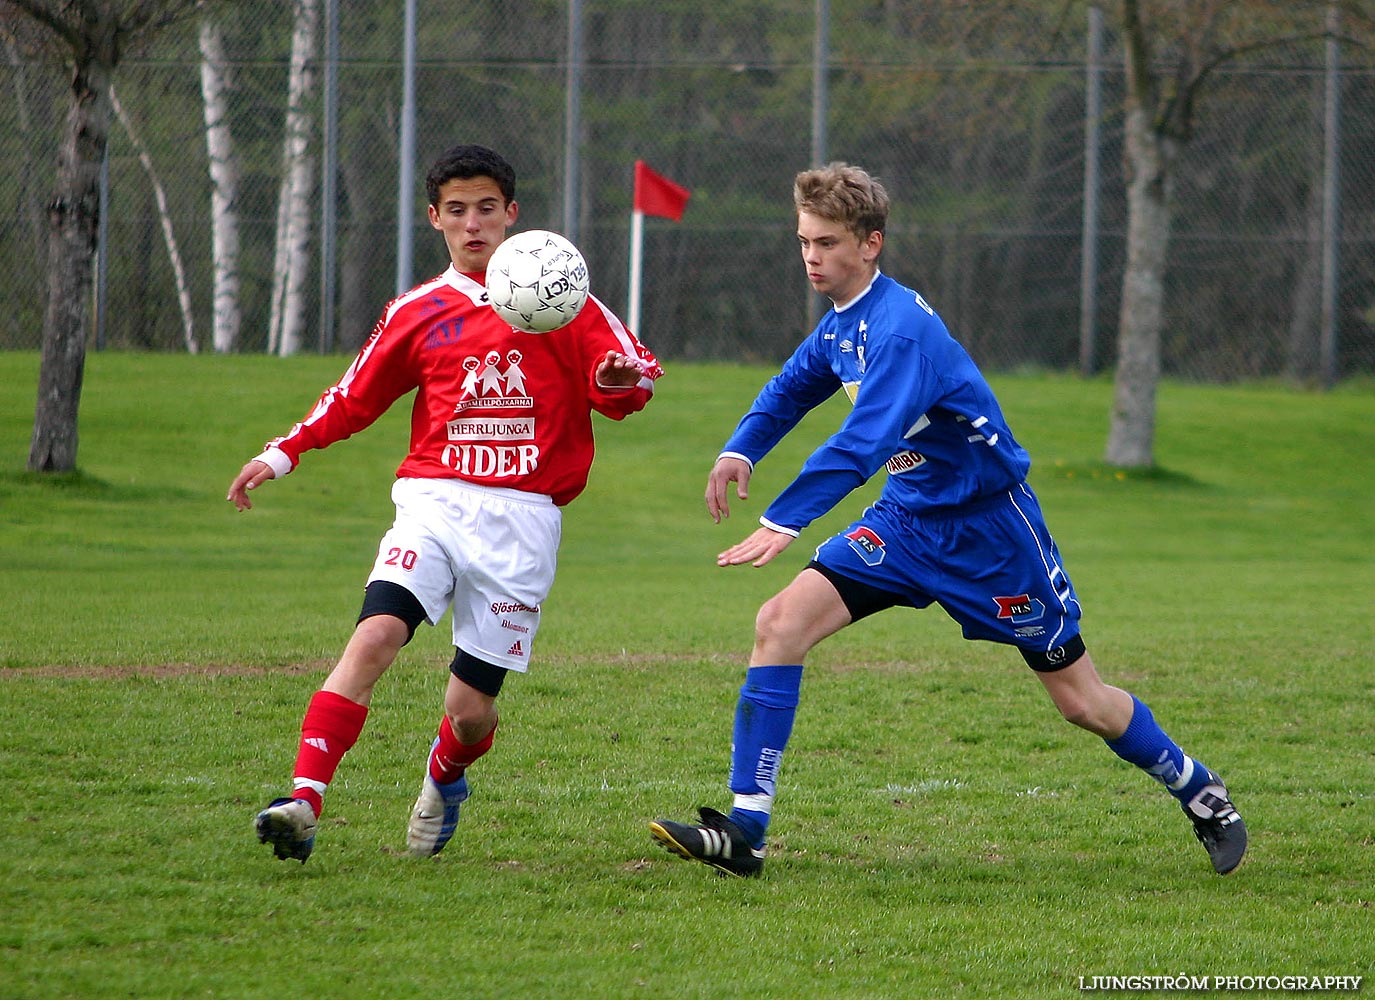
[1105,695,1213,803]
[726,664,803,849]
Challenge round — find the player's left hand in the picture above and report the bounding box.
[718,526,795,568]
[594,350,644,388]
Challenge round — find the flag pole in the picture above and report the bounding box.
[628,207,645,332]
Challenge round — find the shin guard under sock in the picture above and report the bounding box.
[292,689,369,817]
[429,715,496,785]
[1104,695,1212,803]
[727,664,804,849]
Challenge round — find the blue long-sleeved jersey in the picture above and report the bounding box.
[721,272,1031,534]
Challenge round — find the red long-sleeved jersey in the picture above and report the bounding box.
[259,266,662,507]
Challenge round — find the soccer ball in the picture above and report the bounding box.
[485,229,590,334]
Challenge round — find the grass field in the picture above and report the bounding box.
[0,352,1371,999]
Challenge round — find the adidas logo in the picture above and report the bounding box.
[305,737,329,752]
[506,640,524,657]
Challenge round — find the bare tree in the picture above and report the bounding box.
[1103,0,1371,467]
[5,0,209,473]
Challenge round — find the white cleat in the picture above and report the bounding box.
[406,774,470,857]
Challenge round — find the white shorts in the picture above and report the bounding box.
[367,477,561,672]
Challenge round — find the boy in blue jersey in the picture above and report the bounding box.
[649,163,1245,877]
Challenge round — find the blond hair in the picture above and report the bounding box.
[793,163,889,242]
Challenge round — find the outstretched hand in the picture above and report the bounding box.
[716,525,795,568]
[227,459,274,511]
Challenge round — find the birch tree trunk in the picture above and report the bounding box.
[199,16,243,354]
[267,0,319,357]
[111,86,197,354]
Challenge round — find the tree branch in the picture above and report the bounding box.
[0,0,81,49]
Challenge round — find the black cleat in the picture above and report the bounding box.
[1183,780,1246,875]
[649,807,765,878]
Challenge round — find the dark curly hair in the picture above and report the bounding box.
[425,145,516,206]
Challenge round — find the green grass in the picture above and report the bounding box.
[0,353,1372,998]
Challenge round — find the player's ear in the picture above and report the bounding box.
[505,200,519,227]
[862,229,883,263]
[427,203,443,231]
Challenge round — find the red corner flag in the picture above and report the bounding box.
[633,160,690,221]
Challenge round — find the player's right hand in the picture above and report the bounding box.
[705,456,751,524]
[227,459,274,511]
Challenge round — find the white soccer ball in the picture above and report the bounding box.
[485,229,590,334]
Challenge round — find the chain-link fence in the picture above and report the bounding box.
[2,1,1372,382]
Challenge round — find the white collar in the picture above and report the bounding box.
[832,269,881,313]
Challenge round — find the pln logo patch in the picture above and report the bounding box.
[846,526,886,566]
[993,593,1046,623]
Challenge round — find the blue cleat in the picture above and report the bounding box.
[406,773,470,857]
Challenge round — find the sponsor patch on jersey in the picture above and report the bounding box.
[452,350,533,413]
[993,594,1046,623]
[447,416,535,441]
[845,525,886,566]
[885,450,926,475]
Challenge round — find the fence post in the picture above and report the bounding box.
[807,0,829,331]
[1319,3,1341,389]
[1079,3,1104,376]
[319,0,339,352]
[562,0,583,243]
[395,0,417,295]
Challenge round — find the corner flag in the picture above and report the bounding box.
[633,161,691,221]
[629,161,690,333]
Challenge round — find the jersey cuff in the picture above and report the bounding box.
[254,447,294,479]
[718,451,754,472]
[759,516,800,538]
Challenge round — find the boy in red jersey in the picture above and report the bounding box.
[227,145,662,863]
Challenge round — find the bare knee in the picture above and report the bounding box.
[753,594,793,648]
[1049,682,1135,738]
[446,705,497,741]
[1037,654,1134,739]
[1053,692,1100,732]
[350,614,410,655]
[443,680,498,743]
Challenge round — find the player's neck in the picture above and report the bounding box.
[830,268,880,312]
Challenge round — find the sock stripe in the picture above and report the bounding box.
[1166,755,1196,792]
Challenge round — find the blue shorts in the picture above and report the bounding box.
[811,483,1083,668]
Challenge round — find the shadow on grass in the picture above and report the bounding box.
[0,468,195,503]
[1036,462,1209,491]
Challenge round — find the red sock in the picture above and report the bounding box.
[291,690,368,817]
[429,715,496,785]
